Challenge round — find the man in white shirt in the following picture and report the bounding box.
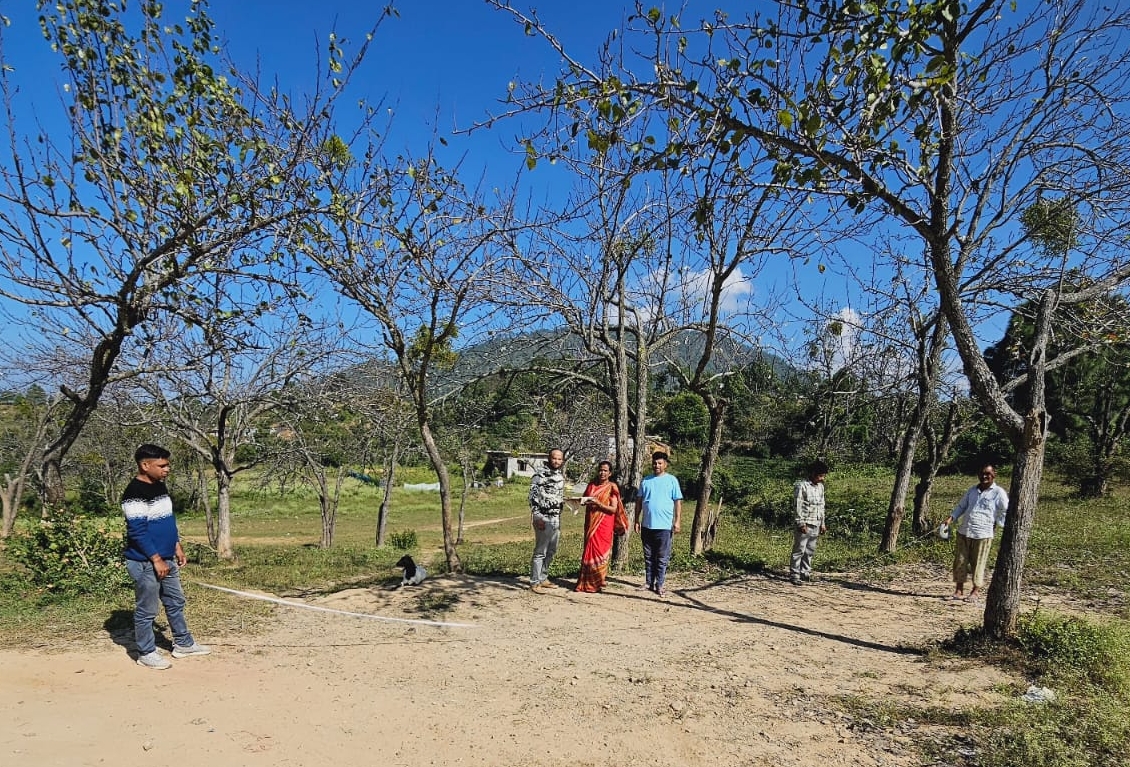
[945,464,1009,602]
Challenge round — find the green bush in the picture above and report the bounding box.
[4,506,131,596]
[389,529,418,550]
[959,613,1130,767]
[77,476,114,516]
[1018,612,1130,693]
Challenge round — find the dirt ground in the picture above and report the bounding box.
[1,563,1031,767]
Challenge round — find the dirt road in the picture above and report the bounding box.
[1,564,1016,766]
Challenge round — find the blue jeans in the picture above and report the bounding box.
[125,558,195,654]
[641,528,673,590]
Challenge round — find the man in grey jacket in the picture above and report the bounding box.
[529,449,566,593]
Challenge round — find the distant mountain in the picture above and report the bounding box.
[449,327,794,382]
[328,327,794,393]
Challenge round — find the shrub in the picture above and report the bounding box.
[1018,612,1130,693]
[4,506,131,596]
[77,476,114,516]
[389,529,418,550]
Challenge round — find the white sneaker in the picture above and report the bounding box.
[136,651,172,670]
[171,643,212,658]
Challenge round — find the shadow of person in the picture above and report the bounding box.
[104,610,172,658]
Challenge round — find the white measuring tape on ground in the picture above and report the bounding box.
[192,582,477,629]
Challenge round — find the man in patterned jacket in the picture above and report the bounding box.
[790,460,829,585]
[529,448,566,593]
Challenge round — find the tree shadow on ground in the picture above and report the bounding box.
[824,576,944,600]
[605,574,927,656]
[702,550,769,573]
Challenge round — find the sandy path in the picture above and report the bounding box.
[1,564,1017,767]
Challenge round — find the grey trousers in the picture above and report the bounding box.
[790,524,820,577]
[530,512,560,585]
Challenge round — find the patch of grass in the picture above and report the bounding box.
[194,543,404,594]
[1017,612,1130,694]
[0,572,131,649]
[938,613,1130,767]
[388,530,418,550]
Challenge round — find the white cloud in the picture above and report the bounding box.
[616,265,755,325]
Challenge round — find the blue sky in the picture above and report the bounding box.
[1,1,635,181]
[209,1,641,185]
[2,1,676,181]
[0,0,873,374]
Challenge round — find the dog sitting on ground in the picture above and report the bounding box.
[395,555,427,587]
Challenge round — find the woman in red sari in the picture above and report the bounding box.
[575,461,622,593]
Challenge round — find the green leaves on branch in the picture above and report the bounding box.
[1022,198,1079,257]
[407,324,458,372]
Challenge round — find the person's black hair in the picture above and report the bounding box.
[809,459,829,476]
[135,444,171,464]
[652,451,669,462]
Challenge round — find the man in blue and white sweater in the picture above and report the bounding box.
[122,444,210,669]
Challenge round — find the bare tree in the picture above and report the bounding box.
[127,309,339,560]
[488,0,1130,637]
[492,143,693,568]
[0,385,58,536]
[342,369,421,549]
[664,155,811,554]
[310,147,520,572]
[0,0,387,507]
[271,380,376,549]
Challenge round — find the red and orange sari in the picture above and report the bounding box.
[574,480,622,592]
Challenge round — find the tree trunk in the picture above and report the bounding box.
[911,471,935,533]
[376,446,398,548]
[609,349,634,572]
[318,473,333,549]
[319,483,334,548]
[882,315,948,551]
[41,455,67,511]
[456,460,471,545]
[2,439,41,537]
[198,466,216,548]
[612,329,650,572]
[881,397,925,551]
[983,410,1048,638]
[420,421,461,572]
[690,400,726,555]
[911,401,964,533]
[215,469,235,561]
[40,327,136,510]
[1,474,19,538]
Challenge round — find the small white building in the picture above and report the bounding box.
[485,451,550,480]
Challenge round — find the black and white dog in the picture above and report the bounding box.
[395,555,427,587]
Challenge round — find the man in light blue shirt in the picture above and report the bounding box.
[635,451,682,597]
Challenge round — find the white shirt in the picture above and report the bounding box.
[950,483,1008,540]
